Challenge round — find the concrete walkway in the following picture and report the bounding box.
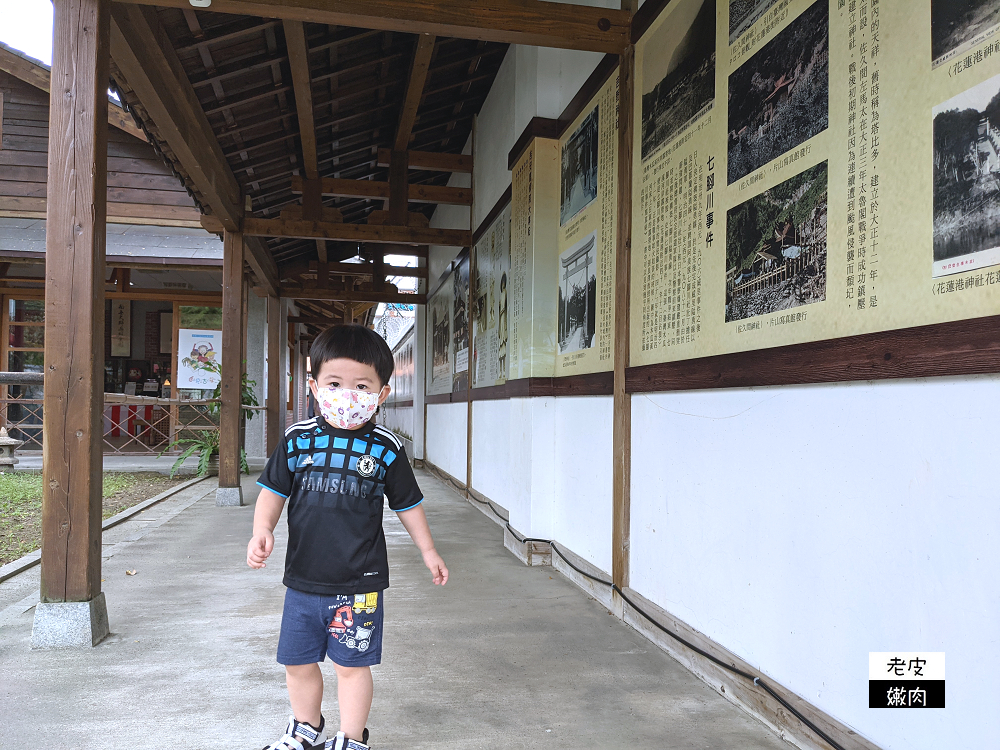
[0,470,791,750]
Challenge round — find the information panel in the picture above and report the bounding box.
[472,204,512,388]
[426,255,471,395]
[556,73,620,375]
[427,278,453,396]
[631,0,1000,367]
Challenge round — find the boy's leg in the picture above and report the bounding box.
[332,663,373,740]
[286,663,324,728]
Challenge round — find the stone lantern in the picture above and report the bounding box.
[0,426,23,468]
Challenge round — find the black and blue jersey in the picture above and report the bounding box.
[257,416,423,596]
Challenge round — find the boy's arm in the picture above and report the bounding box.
[396,504,449,585]
[247,488,286,569]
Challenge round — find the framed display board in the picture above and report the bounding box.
[629,0,1000,369]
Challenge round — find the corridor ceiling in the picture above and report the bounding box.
[109,6,507,273]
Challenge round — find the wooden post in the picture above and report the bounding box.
[217,230,246,506]
[33,0,111,648]
[266,294,282,454]
[612,44,635,596]
[290,326,301,421]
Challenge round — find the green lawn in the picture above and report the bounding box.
[0,472,184,566]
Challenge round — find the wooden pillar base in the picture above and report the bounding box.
[30,593,109,649]
[215,486,244,507]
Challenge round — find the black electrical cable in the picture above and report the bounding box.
[482,500,846,750]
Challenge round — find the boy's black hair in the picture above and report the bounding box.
[309,324,394,387]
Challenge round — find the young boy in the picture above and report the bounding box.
[248,324,448,750]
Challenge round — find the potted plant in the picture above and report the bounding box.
[162,362,259,478]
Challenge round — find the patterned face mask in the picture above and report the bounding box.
[313,386,381,429]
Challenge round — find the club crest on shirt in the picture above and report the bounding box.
[356,454,378,477]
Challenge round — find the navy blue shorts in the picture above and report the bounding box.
[277,588,384,667]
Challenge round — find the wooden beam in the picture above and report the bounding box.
[0,283,222,304]
[389,151,409,224]
[0,196,203,226]
[0,40,147,142]
[244,216,470,247]
[244,236,280,298]
[266,294,282,454]
[0,250,222,272]
[113,0,630,54]
[612,47,634,593]
[109,3,243,230]
[281,286,425,305]
[288,315,341,325]
[406,182,472,206]
[219,230,246,501]
[290,175,471,206]
[104,288,223,304]
[279,258,427,280]
[302,261,427,279]
[395,34,435,151]
[377,148,472,173]
[40,0,109,610]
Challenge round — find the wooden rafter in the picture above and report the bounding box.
[115,0,630,53]
[283,20,318,179]
[282,19,329,262]
[395,34,436,152]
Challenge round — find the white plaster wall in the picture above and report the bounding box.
[504,397,558,538]
[552,396,613,573]
[469,38,609,230]
[429,135,472,283]
[425,401,468,481]
[535,46,607,120]
[475,49,518,229]
[378,404,414,460]
[379,405,413,442]
[412,304,426,461]
[471,399,512,511]
[470,395,611,574]
[630,377,1000,750]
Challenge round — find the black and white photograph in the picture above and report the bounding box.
[452,257,470,391]
[561,107,599,225]
[725,161,828,322]
[729,0,780,44]
[558,232,597,354]
[727,0,828,184]
[641,0,716,160]
[430,290,451,386]
[932,0,1000,66]
[933,72,1000,276]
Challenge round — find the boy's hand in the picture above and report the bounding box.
[422,548,449,585]
[247,530,274,569]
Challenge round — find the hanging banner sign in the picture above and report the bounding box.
[177,328,222,389]
[110,300,130,357]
